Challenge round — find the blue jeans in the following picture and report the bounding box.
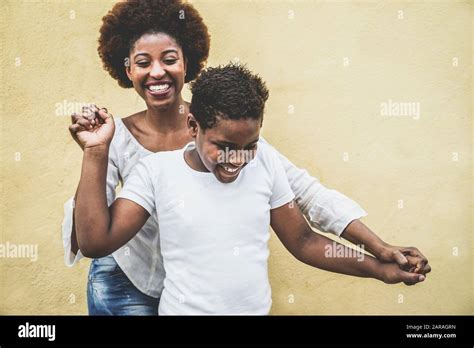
[87,255,160,315]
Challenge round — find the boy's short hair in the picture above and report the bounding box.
[189,63,269,131]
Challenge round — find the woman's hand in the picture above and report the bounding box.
[379,245,431,274]
[69,105,115,150]
[340,220,431,284]
[380,262,426,285]
[378,244,431,286]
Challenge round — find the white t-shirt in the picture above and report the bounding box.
[62,117,368,299]
[117,141,295,315]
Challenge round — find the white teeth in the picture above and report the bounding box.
[148,84,170,91]
[223,165,238,173]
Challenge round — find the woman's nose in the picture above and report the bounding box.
[149,62,166,79]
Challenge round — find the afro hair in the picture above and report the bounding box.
[98,0,210,88]
[190,63,269,131]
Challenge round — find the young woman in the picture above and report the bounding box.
[63,0,430,315]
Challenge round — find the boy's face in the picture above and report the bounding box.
[188,114,261,183]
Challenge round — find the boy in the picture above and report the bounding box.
[75,64,425,315]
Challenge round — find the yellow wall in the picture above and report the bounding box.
[0,0,472,314]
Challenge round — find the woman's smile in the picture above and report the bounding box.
[145,81,174,99]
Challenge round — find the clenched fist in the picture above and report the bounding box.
[69,105,115,150]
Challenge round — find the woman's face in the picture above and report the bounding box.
[127,32,186,111]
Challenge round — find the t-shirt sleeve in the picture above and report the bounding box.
[267,145,296,209]
[259,135,367,236]
[116,157,156,216]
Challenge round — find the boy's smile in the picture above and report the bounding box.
[185,115,261,183]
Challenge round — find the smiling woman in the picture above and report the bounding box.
[127,32,186,110]
[97,0,209,89]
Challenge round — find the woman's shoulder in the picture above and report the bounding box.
[120,111,144,131]
[108,111,148,164]
[121,109,151,131]
[111,111,144,146]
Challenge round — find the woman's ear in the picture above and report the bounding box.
[187,113,198,138]
[183,58,188,80]
[125,59,132,81]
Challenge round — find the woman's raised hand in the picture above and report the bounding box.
[69,105,115,150]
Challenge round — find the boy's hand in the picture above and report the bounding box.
[379,245,431,275]
[380,262,426,285]
[69,105,115,150]
[340,220,431,282]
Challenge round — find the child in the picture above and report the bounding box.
[74,64,425,315]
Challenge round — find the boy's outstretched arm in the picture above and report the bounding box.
[341,220,431,275]
[270,202,426,285]
[267,141,430,276]
[72,107,149,258]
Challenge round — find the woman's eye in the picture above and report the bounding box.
[136,61,149,67]
[164,58,177,65]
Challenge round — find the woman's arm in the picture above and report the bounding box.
[270,202,426,285]
[260,136,367,235]
[341,220,430,274]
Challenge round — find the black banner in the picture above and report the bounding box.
[0,315,472,346]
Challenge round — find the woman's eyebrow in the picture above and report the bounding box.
[161,49,178,55]
[133,49,178,59]
[133,52,150,59]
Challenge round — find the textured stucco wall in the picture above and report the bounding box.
[0,0,472,314]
